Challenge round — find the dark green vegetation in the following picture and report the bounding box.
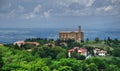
[0,37,120,71]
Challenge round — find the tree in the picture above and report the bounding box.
[58,66,72,71]
[95,37,100,43]
[86,63,98,71]
[107,37,112,42]
[51,58,81,71]
[36,46,66,59]
[73,42,83,47]
[56,53,67,60]
[86,38,89,43]
[77,55,86,60]
[106,64,119,71]
[84,58,106,70]
[112,48,120,57]
[93,58,106,70]
[85,46,94,55]
[0,51,4,70]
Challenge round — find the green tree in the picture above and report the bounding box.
[85,63,98,71]
[35,46,66,59]
[106,64,119,71]
[51,58,81,71]
[77,55,86,60]
[73,42,83,47]
[0,51,4,70]
[85,46,94,55]
[56,53,67,60]
[86,38,89,43]
[95,37,100,43]
[112,48,120,57]
[93,58,106,70]
[58,66,72,71]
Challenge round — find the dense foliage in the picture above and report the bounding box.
[1,37,120,71]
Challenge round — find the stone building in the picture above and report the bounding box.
[59,26,84,42]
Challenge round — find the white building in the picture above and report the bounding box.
[13,41,39,47]
[94,48,107,56]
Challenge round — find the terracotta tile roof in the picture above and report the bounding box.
[14,41,39,45]
[78,48,87,53]
[68,47,87,53]
[25,42,39,45]
[68,49,75,52]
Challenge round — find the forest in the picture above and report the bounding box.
[0,37,120,71]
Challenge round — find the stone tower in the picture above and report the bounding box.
[78,26,81,33]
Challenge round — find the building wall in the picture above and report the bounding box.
[59,27,84,42]
[59,32,79,41]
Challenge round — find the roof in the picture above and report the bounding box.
[94,48,107,53]
[59,31,79,33]
[68,49,75,52]
[78,48,87,53]
[0,44,4,46]
[25,42,39,45]
[68,47,87,53]
[14,41,25,45]
[60,42,68,45]
[14,41,39,45]
[94,48,100,51]
[98,50,107,53]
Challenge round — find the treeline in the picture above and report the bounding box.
[25,38,54,45]
[0,46,120,71]
[5,37,120,57]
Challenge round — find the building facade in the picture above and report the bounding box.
[93,48,107,56]
[59,26,84,42]
[68,47,87,57]
[13,41,39,47]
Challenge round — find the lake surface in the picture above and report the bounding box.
[0,28,120,44]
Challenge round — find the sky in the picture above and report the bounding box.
[0,0,120,29]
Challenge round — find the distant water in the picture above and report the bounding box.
[0,28,120,44]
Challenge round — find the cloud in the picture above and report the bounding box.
[42,9,52,18]
[96,5,113,12]
[104,5,113,11]
[111,0,120,3]
[33,4,41,13]
[56,0,95,7]
[95,5,119,16]
[49,0,95,16]
[18,5,25,12]
[8,9,16,18]
[79,0,95,7]
[8,3,12,8]
[23,4,41,19]
[24,13,36,19]
[0,0,120,19]
[62,7,93,16]
[7,5,25,18]
[23,4,52,19]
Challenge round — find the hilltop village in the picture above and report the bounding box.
[0,26,120,71]
[12,26,108,58]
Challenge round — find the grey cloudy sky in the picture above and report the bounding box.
[0,0,120,29]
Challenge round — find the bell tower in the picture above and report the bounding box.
[78,26,81,33]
